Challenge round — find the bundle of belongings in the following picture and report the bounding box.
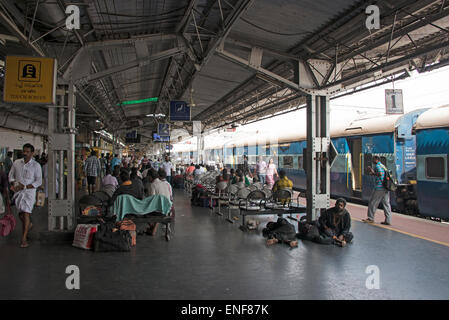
[78,184,116,218]
[74,193,172,251]
[73,217,137,251]
[191,184,211,207]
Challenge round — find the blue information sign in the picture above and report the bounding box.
[158,123,170,136]
[169,101,190,121]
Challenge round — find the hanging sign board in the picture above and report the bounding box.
[158,123,170,136]
[3,56,57,104]
[193,121,201,136]
[385,89,404,114]
[169,101,190,121]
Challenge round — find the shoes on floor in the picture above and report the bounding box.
[362,218,374,223]
[381,221,391,225]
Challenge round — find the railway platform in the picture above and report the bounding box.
[1,189,449,300]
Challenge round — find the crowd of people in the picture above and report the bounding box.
[0,143,397,249]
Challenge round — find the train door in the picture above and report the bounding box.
[349,138,363,196]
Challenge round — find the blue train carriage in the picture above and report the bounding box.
[334,110,427,210]
[415,105,449,220]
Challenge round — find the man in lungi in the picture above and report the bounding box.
[9,143,42,248]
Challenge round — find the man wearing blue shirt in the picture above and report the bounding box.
[362,156,392,225]
[111,154,121,171]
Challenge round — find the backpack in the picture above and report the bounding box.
[380,164,397,192]
[93,221,131,252]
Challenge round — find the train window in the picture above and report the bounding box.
[298,155,303,169]
[283,156,293,169]
[426,157,445,179]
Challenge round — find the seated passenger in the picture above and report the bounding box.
[102,168,118,189]
[230,168,236,182]
[318,198,353,247]
[109,170,144,207]
[149,168,173,201]
[112,166,121,185]
[143,169,157,197]
[186,163,195,176]
[272,170,293,192]
[193,165,203,185]
[147,168,173,236]
[216,168,230,184]
[131,167,144,196]
[233,169,249,187]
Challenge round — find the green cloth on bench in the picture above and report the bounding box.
[111,194,172,221]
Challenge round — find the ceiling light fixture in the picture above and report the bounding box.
[117,97,159,106]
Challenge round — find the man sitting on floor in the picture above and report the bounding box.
[318,198,353,247]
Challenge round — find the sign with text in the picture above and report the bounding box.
[4,56,57,104]
[169,101,190,121]
[385,89,404,114]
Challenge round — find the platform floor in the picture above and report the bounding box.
[1,189,449,300]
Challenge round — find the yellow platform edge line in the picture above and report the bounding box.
[352,218,449,248]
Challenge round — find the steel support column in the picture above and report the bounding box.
[47,82,76,231]
[306,95,330,222]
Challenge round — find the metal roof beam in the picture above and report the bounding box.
[86,47,184,83]
[216,47,322,95]
[84,33,178,50]
[0,9,45,56]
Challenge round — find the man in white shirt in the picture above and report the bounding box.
[9,143,42,248]
[161,156,174,185]
[149,168,173,201]
[147,168,173,236]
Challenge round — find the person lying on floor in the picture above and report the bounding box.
[318,198,353,247]
[263,217,298,248]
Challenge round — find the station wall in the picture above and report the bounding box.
[0,127,44,160]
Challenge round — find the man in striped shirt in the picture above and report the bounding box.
[363,156,392,225]
[84,150,101,195]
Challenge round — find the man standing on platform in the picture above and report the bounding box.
[253,156,267,185]
[8,143,42,248]
[162,156,173,185]
[363,155,392,225]
[84,150,101,195]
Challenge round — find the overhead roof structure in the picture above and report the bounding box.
[1,0,449,144]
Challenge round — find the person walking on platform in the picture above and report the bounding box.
[8,143,42,248]
[265,158,278,189]
[84,150,101,195]
[253,156,267,185]
[161,156,173,185]
[363,156,392,225]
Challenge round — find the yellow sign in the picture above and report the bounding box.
[3,56,56,104]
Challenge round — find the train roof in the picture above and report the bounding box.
[332,114,402,137]
[415,105,449,130]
